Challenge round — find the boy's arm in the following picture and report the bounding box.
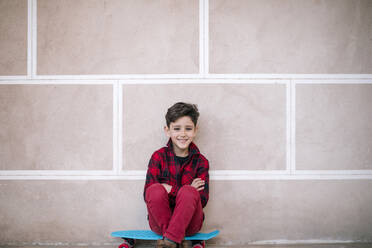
[143,154,162,200]
[197,159,209,208]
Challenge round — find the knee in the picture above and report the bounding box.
[177,185,199,202]
[145,183,167,203]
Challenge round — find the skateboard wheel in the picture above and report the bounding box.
[118,243,130,248]
[118,239,134,248]
[193,241,205,248]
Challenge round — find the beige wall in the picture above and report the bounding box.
[0,0,27,75]
[123,83,286,171]
[210,0,372,74]
[1,180,372,244]
[1,0,372,246]
[0,84,113,170]
[37,0,199,75]
[296,84,372,170]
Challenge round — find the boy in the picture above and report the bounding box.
[144,102,209,248]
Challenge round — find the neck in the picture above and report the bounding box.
[173,147,189,157]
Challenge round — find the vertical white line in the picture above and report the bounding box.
[199,0,209,76]
[32,0,37,77]
[27,0,32,78]
[285,80,291,174]
[113,81,119,174]
[118,82,123,173]
[204,0,209,75]
[290,80,296,174]
[199,0,204,75]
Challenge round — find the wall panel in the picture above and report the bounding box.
[210,0,372,74]
[123,83,286,171]
[0,0,27,75]
[0,180,147,244]
[0,84,113,170]
[205,180,372,243]
[37,0,199,75]
[296,84,372,170]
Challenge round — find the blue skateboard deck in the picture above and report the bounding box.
[111,230,219,241]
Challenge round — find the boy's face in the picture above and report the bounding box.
[164,116,198,157]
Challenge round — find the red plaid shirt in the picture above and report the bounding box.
[144,139,209,208]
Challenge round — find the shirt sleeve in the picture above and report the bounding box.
[197,158,210,208]
[143,153,161,201]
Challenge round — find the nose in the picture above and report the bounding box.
[180,129,186,136]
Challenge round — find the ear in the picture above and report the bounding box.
[164,125,170,137]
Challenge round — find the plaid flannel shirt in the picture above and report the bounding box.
[144,139,210,208]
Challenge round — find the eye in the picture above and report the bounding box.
[173,127,181,131]
[186,127,193,131]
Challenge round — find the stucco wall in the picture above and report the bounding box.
[1,0,372,246]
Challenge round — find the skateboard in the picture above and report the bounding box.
[112,230,219,248]
[111,229,219,241]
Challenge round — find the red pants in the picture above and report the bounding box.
[145,183,204,243]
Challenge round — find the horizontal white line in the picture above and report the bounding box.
[0,79,290,85]
[294,170,372,175]
[4,241,122,247]
[0,80,117,85]
[250,239,364,245]
[2,78,372,85]
[30,74,204,80]
[0,175,144,180]
[1,170,372,180]
[211,170,372,180]
[212,174,372,181]
[207,74,372,79]
[1,74,372,81]
[119,79,289,84]
[294,79,372,84]
[6,239,371,247]
[0,76,28,80]
[0,170,117,176]
[3,169,372,176]
[210,170,290,175]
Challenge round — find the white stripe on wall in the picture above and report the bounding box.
[2,74,372,81]
[286,80,291,174]
[27,0,32,78]
[112,81,119,174]
[290,80,296,174]
[117,82,124,173]
[31,0,37,78]
[1,171,372,180]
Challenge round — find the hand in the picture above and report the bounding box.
[162,183,172,193]
[191,178,205,191]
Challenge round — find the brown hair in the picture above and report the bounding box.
[165,102,200,127]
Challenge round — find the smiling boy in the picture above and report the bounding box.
[144,102,210,248]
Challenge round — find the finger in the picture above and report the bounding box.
[191,183,199,188]
[197,186,204,191]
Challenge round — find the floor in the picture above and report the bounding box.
[2,243,372,248]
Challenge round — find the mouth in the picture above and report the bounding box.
[177,139,189,143]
